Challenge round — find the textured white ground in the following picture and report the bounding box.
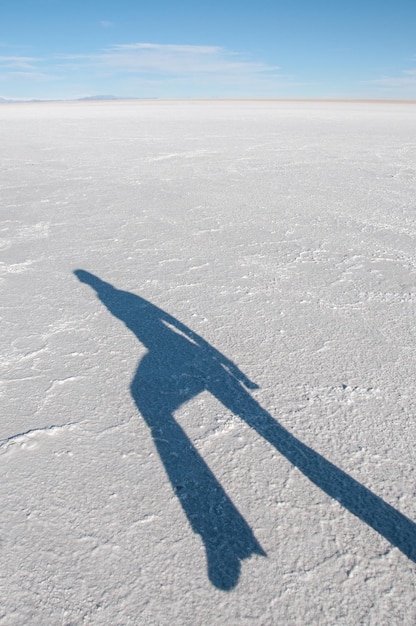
[1,100,416,625]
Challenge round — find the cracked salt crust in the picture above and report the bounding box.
[1,100,416,625]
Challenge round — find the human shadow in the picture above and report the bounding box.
[75,270,416,589]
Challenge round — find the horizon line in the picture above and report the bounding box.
[2,97,416,105]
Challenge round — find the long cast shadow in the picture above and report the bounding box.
[75,270,416,589]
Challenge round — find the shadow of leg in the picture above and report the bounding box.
[132,375,265,591]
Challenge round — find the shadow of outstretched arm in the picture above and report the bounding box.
[153,305,259,390]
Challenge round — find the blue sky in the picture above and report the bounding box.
[1,0,416,99]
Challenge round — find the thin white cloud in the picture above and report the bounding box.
[99,20,114,28]
[0,55,59,85]
[119,43,222,53]
[0,56,41,71]
[0,71,59,82]
[368,69,416,91]
[60,42,280,76]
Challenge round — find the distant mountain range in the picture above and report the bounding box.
[77,95,147,101]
